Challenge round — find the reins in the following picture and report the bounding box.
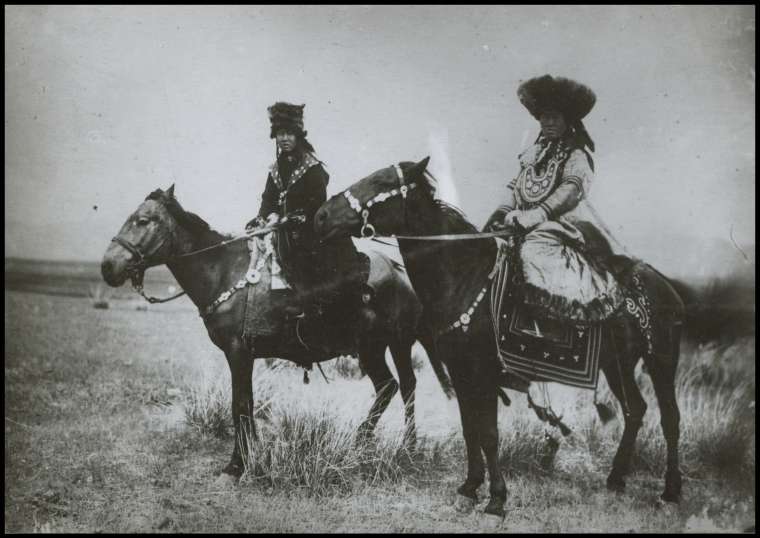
[375,229,520,241]
[342,162,527,243]
[112,212,306,305]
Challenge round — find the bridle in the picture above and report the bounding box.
[341,163,417,239]
[109,208,306,306]
[109,231,183,303]
[110,234,170,273]
[339,163,523,243]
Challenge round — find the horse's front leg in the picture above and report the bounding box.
[447,357,485,508]
[220,339,255,479]
[478,385,507,517]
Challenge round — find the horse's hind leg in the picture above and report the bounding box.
[643,323,682,503]
[389,337,417,450]
[356,337,398,444]
[602,322,648,493]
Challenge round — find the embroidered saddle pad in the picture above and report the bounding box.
[489,243,602,389]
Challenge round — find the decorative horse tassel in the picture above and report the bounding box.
[527,393,572,437]
[496,387,511,407]
[595,402,617,424]
[303,368,310,385]
[593,385,616,424]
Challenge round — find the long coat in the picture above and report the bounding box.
[486,137,624,322]
[257,151,367,310]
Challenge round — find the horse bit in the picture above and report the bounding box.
[109,234,183,304]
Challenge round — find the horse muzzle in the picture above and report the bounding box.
[101,242,135,287]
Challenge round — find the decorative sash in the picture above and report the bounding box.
[269,152,322,208]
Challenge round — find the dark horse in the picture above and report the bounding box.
[314,158,685,516]
[101,185,454,481]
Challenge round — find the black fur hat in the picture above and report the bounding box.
[267,102,307,139]
[517,75,596,122]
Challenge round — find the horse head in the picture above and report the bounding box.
[314,157,434,242]
[101,184,187,287]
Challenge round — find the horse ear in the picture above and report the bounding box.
[407,156,430,179]
[166,184,175,198]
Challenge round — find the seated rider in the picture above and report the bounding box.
[484,75,625,323]
[248,102,370,342]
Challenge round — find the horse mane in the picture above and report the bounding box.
[145,189,231,239]
[398,162,478,234]
[433,200,478,234]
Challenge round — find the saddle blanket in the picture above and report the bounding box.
[490,241,602,390]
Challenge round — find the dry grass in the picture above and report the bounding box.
[4,288,756,533]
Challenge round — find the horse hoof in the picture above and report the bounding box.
[606,475,625,493]
[658,491,681,506]
[221,461,244,478]
[480,512,504,529]
[214,472,239,489]
[483,500,506,519]
[454,494,477,514]
[654,497,678,515]
[662,470,682,503]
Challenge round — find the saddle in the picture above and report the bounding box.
[245,251,411,364]
[491,236,653,389]
[272,250,409,358]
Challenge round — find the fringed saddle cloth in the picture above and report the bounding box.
[490,245,602,388]
[488,239,651,389]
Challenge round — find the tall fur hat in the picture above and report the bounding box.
[267,102,306,139]
[517,75,596,122]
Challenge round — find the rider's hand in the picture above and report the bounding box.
[488,221,505,231]
[503,210,522,229]
[265,212,279,226]
[245,216,265,231]
[505,208,547,231]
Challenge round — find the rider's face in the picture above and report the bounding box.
[275,130,297,153]
[539,110,567,140]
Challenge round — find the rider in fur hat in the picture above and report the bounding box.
[484,75,624,322]
[248,102,369,345]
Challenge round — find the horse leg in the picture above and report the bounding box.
[356,337,398,445]
[220,339,255,479]
[602,322,647,493]
[642,323,682,503]
[477,382,507,517]
[447,359,485,504]
[389,338,417,450]
[418,324,456,399]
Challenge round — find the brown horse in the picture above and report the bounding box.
[314,158,685,517]
[101,185,454,481]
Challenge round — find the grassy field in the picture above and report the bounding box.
[4,265,756,533]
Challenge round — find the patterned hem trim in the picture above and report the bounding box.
[520,282,626,323]
[538,201,553,218]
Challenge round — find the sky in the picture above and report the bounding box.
[4,5,756,280]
